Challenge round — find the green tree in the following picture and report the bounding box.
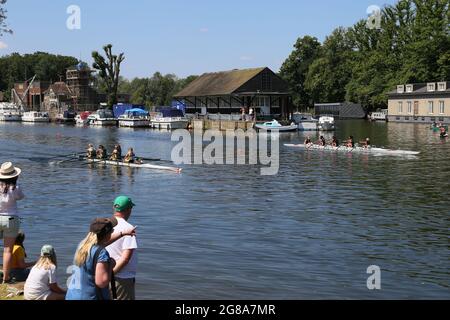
[280,36,322,109]
[0,0,12,36]
[92,44,125,109]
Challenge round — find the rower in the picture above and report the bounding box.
[96,145,108,160]
[304,136,312,145]
[360,137,371,148]
[346,136,355,148]
[86,144,96,159]
[331,136,339,147]
[318,136,326,147]
[124,148,143,164]
[440,125,447,138]
[110,144,122,161]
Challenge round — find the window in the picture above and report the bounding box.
[438,82,447,91]
[396,117,400,120]
[406,85,413,93]
[427,83,435,92]
[397,85,405,94]
[439,101,445,114]
[407,101,412,114]
[428,101,434,114]
[422,117,425,121]
[398,102,403,113]
[439,117,444,122]
[405,117,410,121]
[261,72,272,91]
[430,117,436,121]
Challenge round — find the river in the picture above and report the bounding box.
[0,120,448,299]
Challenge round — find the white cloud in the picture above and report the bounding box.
[240,56,253,61]
[0,41,8,50]
[199,28,209,33]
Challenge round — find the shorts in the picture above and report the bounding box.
[0,215,20,238]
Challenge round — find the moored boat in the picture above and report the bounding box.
[255,120,298,132]
[292,113,318,131]
[75,111,92,125]
[318,116,335,131]
[0,103,22,121]
[22,111,50,123]
[88,109,117,126]
[118,108,150,128]
[284,143,420,156]
[150,108,188,130]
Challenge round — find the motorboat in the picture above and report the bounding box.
[318,116,335,131]
[55,110,76,123]
[88,109,117,126]
[118,108,150,128]
[255,120,298,132]
[370,110,387,121]
[75,111,92,126]
[292,113,318,131]
[0,103,22,121]
[22,111,49,123]
[150,108,188,130]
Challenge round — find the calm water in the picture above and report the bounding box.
[0,120,448,299]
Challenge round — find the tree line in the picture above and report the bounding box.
[280,0,450,111]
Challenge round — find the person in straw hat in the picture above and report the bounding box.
[0,162,25,284]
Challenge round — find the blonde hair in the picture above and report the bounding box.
[35,255,57,270]
[74,232,98,266]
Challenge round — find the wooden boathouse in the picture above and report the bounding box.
[174,67,293,121]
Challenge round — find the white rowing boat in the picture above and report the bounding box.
[284,144,420,156]
[86,158,182,173]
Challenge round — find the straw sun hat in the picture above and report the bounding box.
[0,162,22,179]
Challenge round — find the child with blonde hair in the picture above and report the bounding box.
[24,245,66,300]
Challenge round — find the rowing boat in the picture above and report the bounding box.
[284,144,420,156]
[86,158,182,173]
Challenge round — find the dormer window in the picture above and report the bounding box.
[397,85,405,94]
[406,85,413,93]
[437,82,447,91]
[427,83,436,92]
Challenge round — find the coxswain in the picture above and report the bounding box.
[331,136,339,147]
[346,136,355,148]
[318,136,326,147]
[86,144,96,159]
[304,136,312,145]
[96,145,108,159]
[110,144,122,161]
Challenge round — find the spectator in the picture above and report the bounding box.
[10,232,35,282]
[24,245,66,300]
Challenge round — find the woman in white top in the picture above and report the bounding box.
[0,162,25,284]
[24,245,66,300]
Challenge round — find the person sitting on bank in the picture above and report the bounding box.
[86,144,96,159]
[318,136,326,147]
[304,136,312,145]
[96,145,108,160]
[9,232,35,282]
[24,245,66,300]
[123,148,142,164]
[110,145,122,161]
[331,136,339,147]
[346,136,355,148]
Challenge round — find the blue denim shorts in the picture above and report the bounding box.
[0,215,20,238]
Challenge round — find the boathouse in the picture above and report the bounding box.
[314,102,366,119]
[387,82,450,124]
[173,67,292,120]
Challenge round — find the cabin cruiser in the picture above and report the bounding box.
[22,111,49,123]
[118,108,150,128]
[75,111,92,125]
[318,116,335,131]
[370,109,387,121]
[88,109,117,126]
[150,108,188,130]
[292,113,318,131]
[0,103,22,121]
[55,110,76,123]
[255,119,298,132]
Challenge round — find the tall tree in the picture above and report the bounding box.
[280,36,321,109]
[0,0,12,36]
[92,44,125,109]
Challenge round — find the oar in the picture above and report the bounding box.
[138,157,162,162]
[47,152,85,161]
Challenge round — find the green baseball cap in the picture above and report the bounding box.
[113,196,135,212]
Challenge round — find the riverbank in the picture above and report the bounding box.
[0,283,25,300]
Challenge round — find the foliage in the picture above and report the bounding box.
[0,0,12,36]
[92,44,125,109]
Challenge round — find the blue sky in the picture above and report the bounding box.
[0,0,396,79]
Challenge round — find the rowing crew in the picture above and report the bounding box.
[304,136,371,148]
[86,144,143,164]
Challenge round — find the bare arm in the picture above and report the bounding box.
[95,262,111,288]
[113,249,134,275]
[105,227,136,247]
[49,283,66,294]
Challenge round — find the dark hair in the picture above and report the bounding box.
[15,232,27,257]
[0,176,18,194]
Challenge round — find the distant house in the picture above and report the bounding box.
[173,67,293,119]
[43,82,73,118]
[314,102,366,119]
[66,63,100,111]
[12,81,51,111]
[387,82,450,123]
